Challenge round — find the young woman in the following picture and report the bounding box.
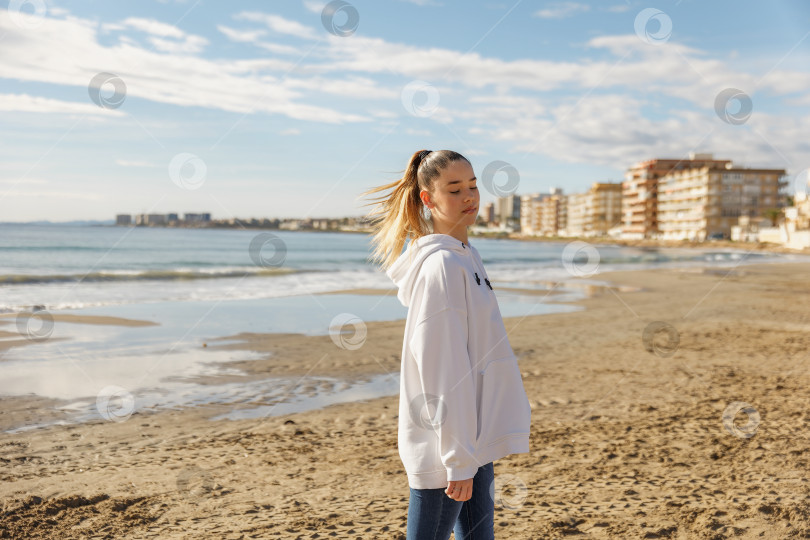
[360,150,531,540]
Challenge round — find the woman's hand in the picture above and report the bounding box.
[445,478,473,501]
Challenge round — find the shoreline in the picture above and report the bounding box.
[11,220,806,255]
[501,233,810,255]
[2,261,810,537]
[1,239,807,318]
[0,254,808,434]
[0,259,763,434]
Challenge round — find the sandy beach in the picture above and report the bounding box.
[2,260,810,539]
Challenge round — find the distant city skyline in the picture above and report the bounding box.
[1,1,809,222]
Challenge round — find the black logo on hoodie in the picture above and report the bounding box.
[462,241,493,290]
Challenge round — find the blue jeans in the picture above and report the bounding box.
[406,462,494,540]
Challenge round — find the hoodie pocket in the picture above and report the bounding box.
[475,355,531,448]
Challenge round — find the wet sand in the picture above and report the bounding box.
[1,262,810,538]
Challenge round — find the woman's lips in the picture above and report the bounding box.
[463,207,477,214]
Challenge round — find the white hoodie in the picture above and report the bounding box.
[386,233,531,489]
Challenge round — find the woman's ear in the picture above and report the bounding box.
[420,189,433,209]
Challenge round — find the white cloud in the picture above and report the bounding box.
[369,109,398,119]
[303,1,326,15]
[398,0,442,5]
[468,95,547,116]
[317,32,749,107]
[0,8,807,175]
[3,190,103,200]
[148,34,209,54]
[758,69,810,97]
[254,41,307,56]
[0,93,125,116]
[319,35,586,91]
[119,17,186,39]
[218,25,307,56]
[115,160,156,167]
[458,89,808,171]
[534,2,590,19]
[0,12,366,124]
[103,17,209,54]
[285,75,398,99]
[0,178,48,184]
[234,11,320,40]
[217,25,268,43]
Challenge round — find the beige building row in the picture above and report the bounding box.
[495,153,789,241]
[520,193,544,234]
[623,153,787,240]
[622,154,734,239]
[541,190,567,236]
[519,183,622,237]
[657,163,786,241]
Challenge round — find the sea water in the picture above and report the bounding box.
[1,224,806,431]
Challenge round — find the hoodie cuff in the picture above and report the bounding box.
[446,463,480,482]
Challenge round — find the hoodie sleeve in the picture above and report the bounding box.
[408,252,480,482]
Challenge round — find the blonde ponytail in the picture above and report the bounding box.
[358,149,470,270]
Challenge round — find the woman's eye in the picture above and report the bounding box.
[451,190,460,194]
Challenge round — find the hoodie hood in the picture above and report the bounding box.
[386,234,471,307]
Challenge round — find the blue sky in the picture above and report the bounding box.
[1,0,809,222]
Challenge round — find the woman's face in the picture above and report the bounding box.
[421,159,479,232]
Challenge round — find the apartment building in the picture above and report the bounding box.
[481,201,495,225]
[520,193,544,235]
[622,154,732,239]
[586,183,622,235]
[539,189,566,236]
[497,195,521,231]
[564,192,588,236]
[563,183,621,237]
[184,213,212,222]
[658,163,787,240]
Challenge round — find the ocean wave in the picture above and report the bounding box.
[0,267,303,285]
